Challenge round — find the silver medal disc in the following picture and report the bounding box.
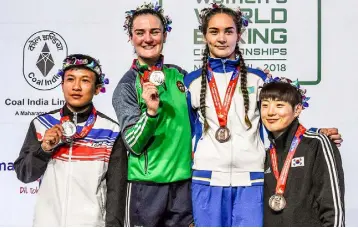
[269,194,286,212]
[149,71,165,86]
[215,126,231,143]
[62,121,76,138]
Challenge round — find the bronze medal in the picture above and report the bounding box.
[215,126,231,143]
[268,194,286,212]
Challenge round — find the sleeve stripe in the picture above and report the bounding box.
[304,132,344,226]
[129,116,149,148]
[125,113,147,144]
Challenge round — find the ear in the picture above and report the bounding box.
[294,104,303,118]
[163,32,167,43]
[129,35,134,46]
[237,33,241,43]
[94,85,101,95]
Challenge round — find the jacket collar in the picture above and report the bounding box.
[268,118,300,154]
[62,103,94,123]
[207,56,239,73]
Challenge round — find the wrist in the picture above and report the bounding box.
[146,109,157,117]
[40,143,53,153]
[146,109,158,118]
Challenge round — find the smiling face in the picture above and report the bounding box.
[130,14,167,65]
[204,13,240,60]
[62,68,100,112]
[260,98,302,137]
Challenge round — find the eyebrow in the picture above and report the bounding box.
[134,28,162,32]
[65,74,92,79]
[208,27,235,30]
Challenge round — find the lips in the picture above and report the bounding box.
[215,46,227,49]
[142,45,155,50]
[266,119,279,124]
[71,94,82,99]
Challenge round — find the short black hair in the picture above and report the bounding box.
[259,82,302,108]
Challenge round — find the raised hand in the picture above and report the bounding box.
[142,82,160,116]
[41,125,63,152]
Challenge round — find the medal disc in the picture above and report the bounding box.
[215,126,231,143]
[149,71,165,86]
[62,121,76,138]
[269,194,286,212]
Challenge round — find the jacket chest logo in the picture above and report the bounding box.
[291,157,304,167]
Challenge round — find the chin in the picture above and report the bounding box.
[212,52,233,59]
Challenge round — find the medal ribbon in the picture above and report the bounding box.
[270,125,306,195]
[131,55,164,85]
[207,64,240,128]
[60,106,97,139]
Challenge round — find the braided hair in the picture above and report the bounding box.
[199,6,252,131]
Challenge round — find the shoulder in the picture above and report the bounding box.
[184,68,202,88]
[246,67,267,83]
[164,64,188,75]
[118,69,137,84]
[96,111,119,126]
[302,131,337,152]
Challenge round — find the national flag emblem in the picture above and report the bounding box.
[292,157,304,167]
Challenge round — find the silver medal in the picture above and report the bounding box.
[269,194,286,212]
[149,71,165,86]
[61,121,76,142]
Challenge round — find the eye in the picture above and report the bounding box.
[209,30,218,35]
[66,77,74,82]
[225,30,234,34]
[152,30,161,35]
[277,103,285,108]
[135,31,144,36]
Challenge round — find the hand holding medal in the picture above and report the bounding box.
[142,82,160,116]
[41,125,64,152]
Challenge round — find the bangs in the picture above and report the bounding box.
[259,82,301,107]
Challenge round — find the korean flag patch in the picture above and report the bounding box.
[292,157,304,167]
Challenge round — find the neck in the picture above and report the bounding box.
[210,52,236,60]
[272,130,286,139]
[66,103,91,113]
[137,56,161,69]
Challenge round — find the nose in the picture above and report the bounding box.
[217,31,226,43]
[267,104,275,116]
[143,32,154,43]
[72,78,81,91]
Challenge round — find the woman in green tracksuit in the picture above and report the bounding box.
[112,2,193,227]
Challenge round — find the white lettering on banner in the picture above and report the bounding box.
[192,0,320,85]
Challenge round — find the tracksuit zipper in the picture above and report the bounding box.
[144,150,148,174]
[221,59,234,186]
[62,112,77,226]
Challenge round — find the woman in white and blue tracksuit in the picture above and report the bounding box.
[183,5,268,226]
[185,56,267,226]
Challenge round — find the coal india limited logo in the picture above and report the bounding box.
[23,30,68,90]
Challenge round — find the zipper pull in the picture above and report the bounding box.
[73,112,78,125]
